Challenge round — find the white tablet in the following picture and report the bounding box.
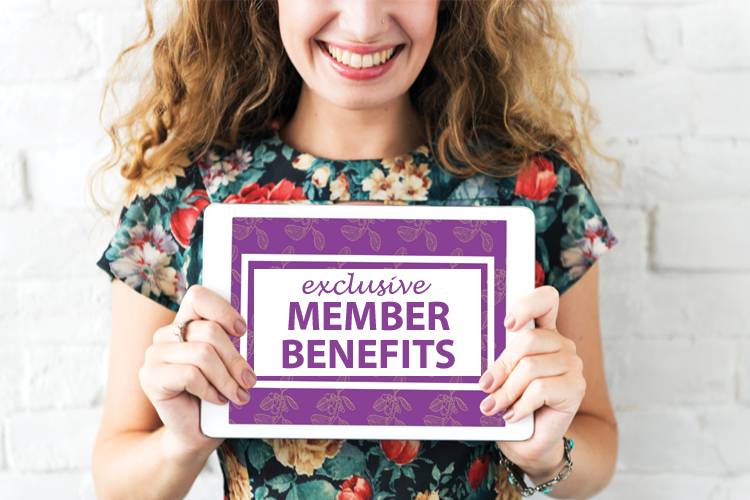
[201,203,535,441]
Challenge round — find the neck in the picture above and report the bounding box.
[278,84,426,160]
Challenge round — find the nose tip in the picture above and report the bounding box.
[338,2,390,45]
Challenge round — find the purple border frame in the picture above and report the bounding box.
[228,216,507,427]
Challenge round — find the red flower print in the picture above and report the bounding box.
[337,475,372,500]
[514,155,557,201]
[467,454,490,490]
[535,260,545,288]
[223,178,306,204]
[380,440,420,465]
[170,188,210,248]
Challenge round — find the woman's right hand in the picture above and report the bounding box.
[138,284,256,462]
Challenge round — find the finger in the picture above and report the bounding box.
[139,362,228,406]
[145,342,250,406]
[154,319,256,390]
[176,284,247,338]
[478,351,577,416]
[501,371,584,423]
[478,328,563,393]
[504,285,559,331]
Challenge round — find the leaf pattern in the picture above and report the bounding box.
[96,128,617,497]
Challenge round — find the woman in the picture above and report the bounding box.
[90,1,619,498]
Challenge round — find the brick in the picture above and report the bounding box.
[725,476,750,500]
[0,149,28,209]
[591,473,720,500]
[592,137,750,205]
[691,73,750,138]
[23,346,106,411]
[603,338,735,409]
[1,277,111,345]
[682,0,750,70]
[583,72,693,140]
[25,142,117,211]
[0,472,85,499]
[645,8,682,64]
[75,7,154,83]
[654,201,750,271]
[0,11,97,83]
[560,3,645,72]
[0,347,26,416]
[5,408,100,472]
[740,341,750,404]
[697,408,750,474]
[0,81,107,149]
[614,408,750,475]
[0,210,106,280]
[599,271,750,338]
[187,469,224,500]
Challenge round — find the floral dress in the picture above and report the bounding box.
[96,128,617,500]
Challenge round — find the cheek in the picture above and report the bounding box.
[277,0,329,64]
[394,2,439,59]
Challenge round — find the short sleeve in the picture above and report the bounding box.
[95,165,209,312]
[515,150,618,294]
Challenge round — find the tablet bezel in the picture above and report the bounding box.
[201,202,535,441]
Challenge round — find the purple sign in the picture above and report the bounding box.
[228,217,507,427]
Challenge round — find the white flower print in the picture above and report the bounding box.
[200,148,253,195]
[395,173,430,200]
[329,173,351,201]
[128,163,186,204]
[362,167,401,201]
[110,222,186,303]
[292,153,316,171]
[378,154,432,201]
[111,243,185,302]
[415,144,430,156]
[311,165,331,188]
[561,215,615,279]
[128,222,179,255]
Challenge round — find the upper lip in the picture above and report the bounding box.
[317,40,402,55]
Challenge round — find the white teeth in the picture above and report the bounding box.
[324,43,398,69]
[350,52,362,68]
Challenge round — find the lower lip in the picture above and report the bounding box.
[317,41,403,81]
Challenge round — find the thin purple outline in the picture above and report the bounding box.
[246,260,489,383]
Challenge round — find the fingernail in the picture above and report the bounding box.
[478,371,493,391]
[504,315,516,330]
[242,368,256,388]
[235,318,247,336]
[480,395,496,414]
[503,408,516,421]
[236,387,249,404]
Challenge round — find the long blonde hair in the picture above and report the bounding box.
[89,0,616,215]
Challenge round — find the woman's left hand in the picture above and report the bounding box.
[478,285,586,479]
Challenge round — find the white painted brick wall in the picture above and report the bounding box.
[0,0,747,498]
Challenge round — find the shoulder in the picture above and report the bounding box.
[193,132,306,202]
[446,149,618,294]
[444,149,582,204]
[96,149,217,312]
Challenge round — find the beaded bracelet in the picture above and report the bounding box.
[498,436,574,497]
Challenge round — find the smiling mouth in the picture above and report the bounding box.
[315,40,406,69]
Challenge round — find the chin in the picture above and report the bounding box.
[322,86,406,110]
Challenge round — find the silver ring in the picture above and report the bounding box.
[172,318,194,343]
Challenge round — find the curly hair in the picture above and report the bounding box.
[88,0,616,215]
